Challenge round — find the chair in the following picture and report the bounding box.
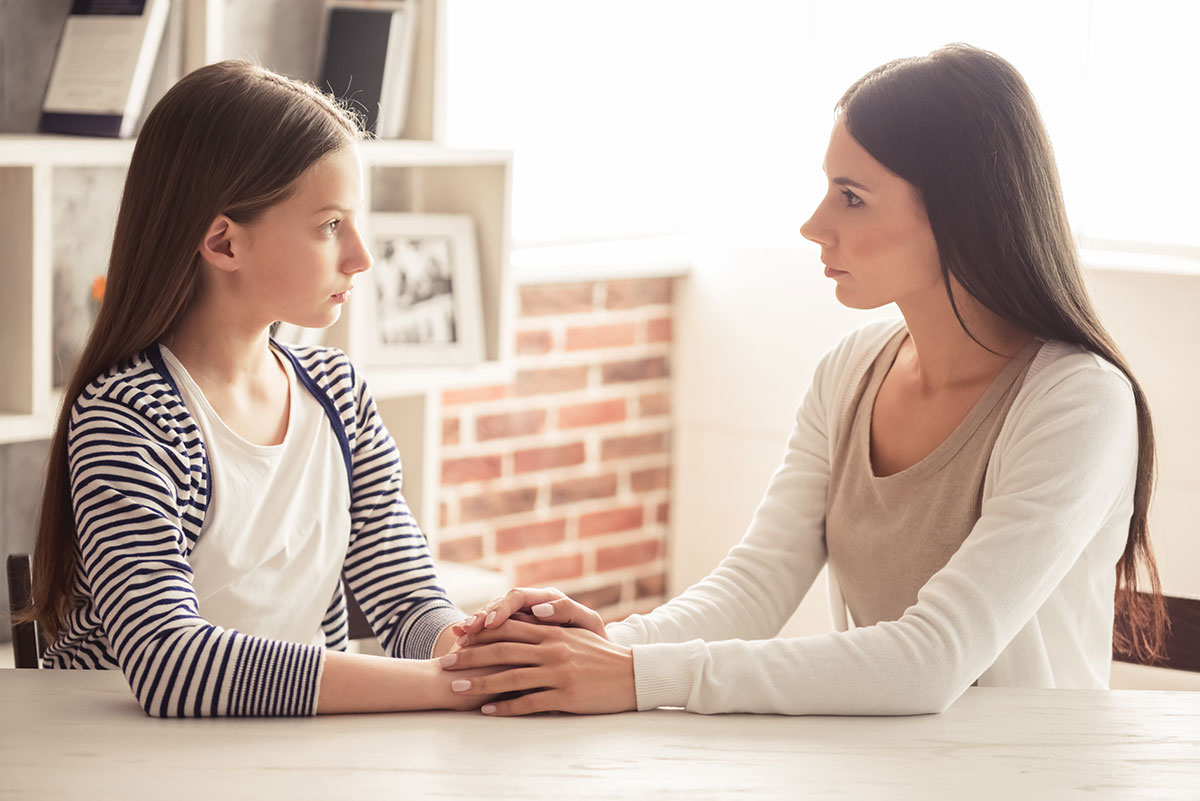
[6,554,46,669]
[1113,592,1200,673]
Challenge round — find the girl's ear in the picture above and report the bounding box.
[198,215,240,272]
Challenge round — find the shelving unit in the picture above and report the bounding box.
[0,0,514,552]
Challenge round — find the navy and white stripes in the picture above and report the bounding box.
[43,344,462,717]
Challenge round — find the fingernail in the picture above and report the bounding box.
[451,680,471,692]
[485,611,496,626]
[532,603,554,617]
[481,704,497,715]
[439,653,457,668]
[456,635,468,646]
[464,615,476,627]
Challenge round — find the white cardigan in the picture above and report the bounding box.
[606,318,1137,715]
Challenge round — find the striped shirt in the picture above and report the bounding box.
[43,342,463,717]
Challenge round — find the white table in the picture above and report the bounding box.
[1,670,1197,800]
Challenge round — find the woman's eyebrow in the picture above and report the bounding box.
[832,177,871,192]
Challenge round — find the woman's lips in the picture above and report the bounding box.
[824,265,848,278]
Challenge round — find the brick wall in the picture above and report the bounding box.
[436,277,674,621]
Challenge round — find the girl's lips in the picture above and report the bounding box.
[332,288,352,302]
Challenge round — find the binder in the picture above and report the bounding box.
[40,0,169,138]
[318,0,419,139]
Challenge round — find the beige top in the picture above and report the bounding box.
[826,328,1042,628]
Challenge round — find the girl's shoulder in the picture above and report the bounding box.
[269,342,358,398]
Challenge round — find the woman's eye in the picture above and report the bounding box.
[321,219,341,235]
[841,189,863,208]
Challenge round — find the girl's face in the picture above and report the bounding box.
[236,145,372,329]
[799,120,941,310]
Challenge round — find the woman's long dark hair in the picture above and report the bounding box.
[18,61,362,640]
[838,44,1166,662]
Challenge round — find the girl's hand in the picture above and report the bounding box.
[451,587,607,640]
[439,619,636,716]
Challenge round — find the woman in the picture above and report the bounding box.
[19,61,496,717]
[442,44,1167,716]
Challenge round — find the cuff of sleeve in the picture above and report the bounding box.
[630,640,705,711]
[605,620,644,646]
[403,603,465,659]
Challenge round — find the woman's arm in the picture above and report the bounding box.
[451,362,1138,716]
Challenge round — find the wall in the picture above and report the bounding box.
[673,236,1200,689]
[434,277,675,620]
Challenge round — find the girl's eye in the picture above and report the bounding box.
[841,189,863,208]
[321,219,341,235]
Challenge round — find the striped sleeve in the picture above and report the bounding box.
[67,381,324,717]
[336,362,462,659]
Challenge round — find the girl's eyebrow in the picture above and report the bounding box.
[313,204,351,214]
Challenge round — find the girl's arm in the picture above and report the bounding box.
[451,360,1138,716]
[337,362,464,659]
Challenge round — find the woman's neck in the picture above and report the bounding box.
[895,283,1035,392]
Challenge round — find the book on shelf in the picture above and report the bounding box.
[39,0,170,139]
[317,0,419,139]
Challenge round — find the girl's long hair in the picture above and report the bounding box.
[838,44,1167,661]
[21,60,362,640]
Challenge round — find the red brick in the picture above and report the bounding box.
[440,502,449,528]
[443,384,507,406]
[631,466,670,492]
[579,506,644,538]
[460,488,538,522]
[656,501,670,524]
[635,573,666,599]
[569,583,624,610]
[605,278,673,309]
[550,474,618,506]
[442,455,503,485]
[442,416,461,445]
[514,443,586,473]
[639,392,670,417]
[596,539,661,572]
[647,317,673,343]
[601,356,669,384]
[439,535,483,563]
[601,431,669,461]
[558,399,626,429]
[495,519,568,554]
[521,284,595,317]
[516,554,585,585]
[566,323,637,351]
[476,409,547,441]
[517,329,554,355]
[515,366,589,396]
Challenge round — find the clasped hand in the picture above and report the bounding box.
[440,587,637,716]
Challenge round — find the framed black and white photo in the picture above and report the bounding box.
[358,213,485,366]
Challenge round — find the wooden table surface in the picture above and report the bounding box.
[1,670,1197,800]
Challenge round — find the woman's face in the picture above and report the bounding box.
[800,119,942,310]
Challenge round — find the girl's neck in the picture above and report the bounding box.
[164,296,277,387]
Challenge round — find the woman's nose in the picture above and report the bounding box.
[799,206,831,248]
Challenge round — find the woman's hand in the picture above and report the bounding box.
[452,587,607,639]
[440,619,636,716]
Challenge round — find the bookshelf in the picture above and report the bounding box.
[0,0,514,560]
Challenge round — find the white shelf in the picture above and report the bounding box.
[361,360,512,398]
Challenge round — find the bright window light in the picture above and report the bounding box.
[443,0,1199,251]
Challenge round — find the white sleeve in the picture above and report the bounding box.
[621,364,1137,715]
[606,343,836,649]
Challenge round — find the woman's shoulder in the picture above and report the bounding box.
[1023,339,1134,401]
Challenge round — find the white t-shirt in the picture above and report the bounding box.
[159,344,352,648]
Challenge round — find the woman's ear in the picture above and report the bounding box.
[198,215,240,272]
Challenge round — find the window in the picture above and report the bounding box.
[443,0,1199,252]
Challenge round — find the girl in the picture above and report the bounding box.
[20,61,495,717]
[442,44,1168,716]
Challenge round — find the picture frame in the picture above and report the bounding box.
[356,213,486,367]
